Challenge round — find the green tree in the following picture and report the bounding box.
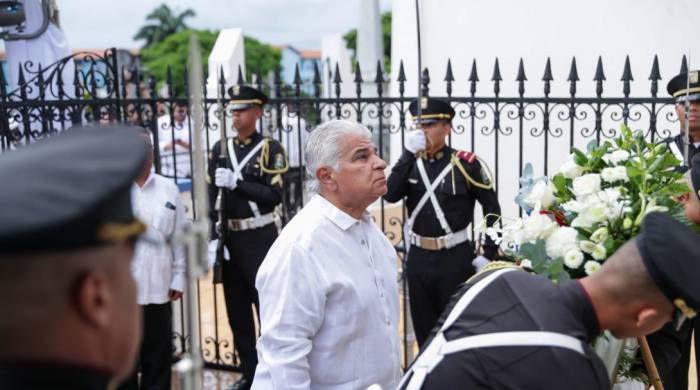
[134,4,196,48]
[343,11,391,72]
[140,30,281,96]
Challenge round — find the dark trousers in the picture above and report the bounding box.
[283,167,303,222]
[119,303,172,390]
[222,223,278,381]
[406,241,475,347]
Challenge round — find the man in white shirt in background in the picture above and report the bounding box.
[120,128,187,390]
[156,102,192,179]
[252,119,401,390]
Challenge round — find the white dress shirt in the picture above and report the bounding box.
[156,115,192,178]
[131,173,187,305]
[253,194,401,390]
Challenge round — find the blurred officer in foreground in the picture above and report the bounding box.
[0,126,148,389]
[400,213,700,390]
[384,97,501,347]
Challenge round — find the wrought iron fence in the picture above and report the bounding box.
[0,48,687,371]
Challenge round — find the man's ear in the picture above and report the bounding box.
[73,270,112,329]
[636,306,661,330]
[317,166,337,191]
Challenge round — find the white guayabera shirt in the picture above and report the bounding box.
[131,173,187,305]
[253,194,401,390]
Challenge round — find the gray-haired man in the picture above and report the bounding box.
[252,119,401,389]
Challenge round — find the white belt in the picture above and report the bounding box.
[227,212,278,231]
[409,227,469,251]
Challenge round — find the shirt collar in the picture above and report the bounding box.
[134,171,156,189]
[313,194,370,231]
[569,280,601,341]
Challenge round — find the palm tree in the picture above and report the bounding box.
[134,4,196,48]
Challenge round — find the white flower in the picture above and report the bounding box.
[590,227,609,243]
[602,150,630,165]
[571,201,608,228]
[522,213,558,243]
[601,167,617,182]
[572,174,601,197]
[579,240,597,253]
[563,249,584,269]
[601,166,628,183]
[524,181,556,209]
[545,226,580,259]
[591,244,607,260]
[584,261,601,275]
[559,157,584,179]
[520,259,533,269]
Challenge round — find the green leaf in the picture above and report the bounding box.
[573,148,588,166]
[519,240,547,263]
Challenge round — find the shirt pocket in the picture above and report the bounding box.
[152,207,176,238]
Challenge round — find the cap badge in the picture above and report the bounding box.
[690,71,699,84]
[233,85,240,96]
[420,97,428,110]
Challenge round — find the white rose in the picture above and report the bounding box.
[524,181,555,209]
[584,260,601,275]
[572,174,601,197]
[520,259,533,269]
[545,226,580,258]
[603,150,630,165]
[571,202,608,228]
[601,167,617,183]
[559,158,584,179]
[612,166,629,182]
[522,213,558,242]
[563,249,584,269]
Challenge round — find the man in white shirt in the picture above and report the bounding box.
[121,129,187,390]
[156,102,192,179]
[253,119,401,390]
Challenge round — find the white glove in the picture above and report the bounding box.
[215,168,238,190]
[207,239,230,269]
[405,129,427,154]
[472,255,490,273]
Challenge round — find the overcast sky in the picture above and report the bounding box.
[39,0,391,51]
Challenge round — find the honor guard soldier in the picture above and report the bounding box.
[663,70,700,170]
[384,98,501,347]
[0,126,149,389]
[207,85,287,390]
[646,70,700,390]
[399,213,700,390]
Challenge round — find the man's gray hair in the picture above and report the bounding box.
[304,119,372,193]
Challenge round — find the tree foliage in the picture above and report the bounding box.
[140,30,281,96]
[343,11,392,71]
[134,4,196,48]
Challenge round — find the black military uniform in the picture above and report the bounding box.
[0,126,148,390]
[207,86,287,389]
[662,70,700,172]
[384,98,501,347]
[399,213,700,389]
[648,69,700,390]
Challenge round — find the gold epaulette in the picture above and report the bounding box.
[466,261,521,284]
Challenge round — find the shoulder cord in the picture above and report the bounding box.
[451,154,495,190]
[260,138,289,175]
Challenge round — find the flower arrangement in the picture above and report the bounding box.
[482,124,689,282]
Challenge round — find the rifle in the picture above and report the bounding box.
[212,67,229,285]
[172,33,210,390]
